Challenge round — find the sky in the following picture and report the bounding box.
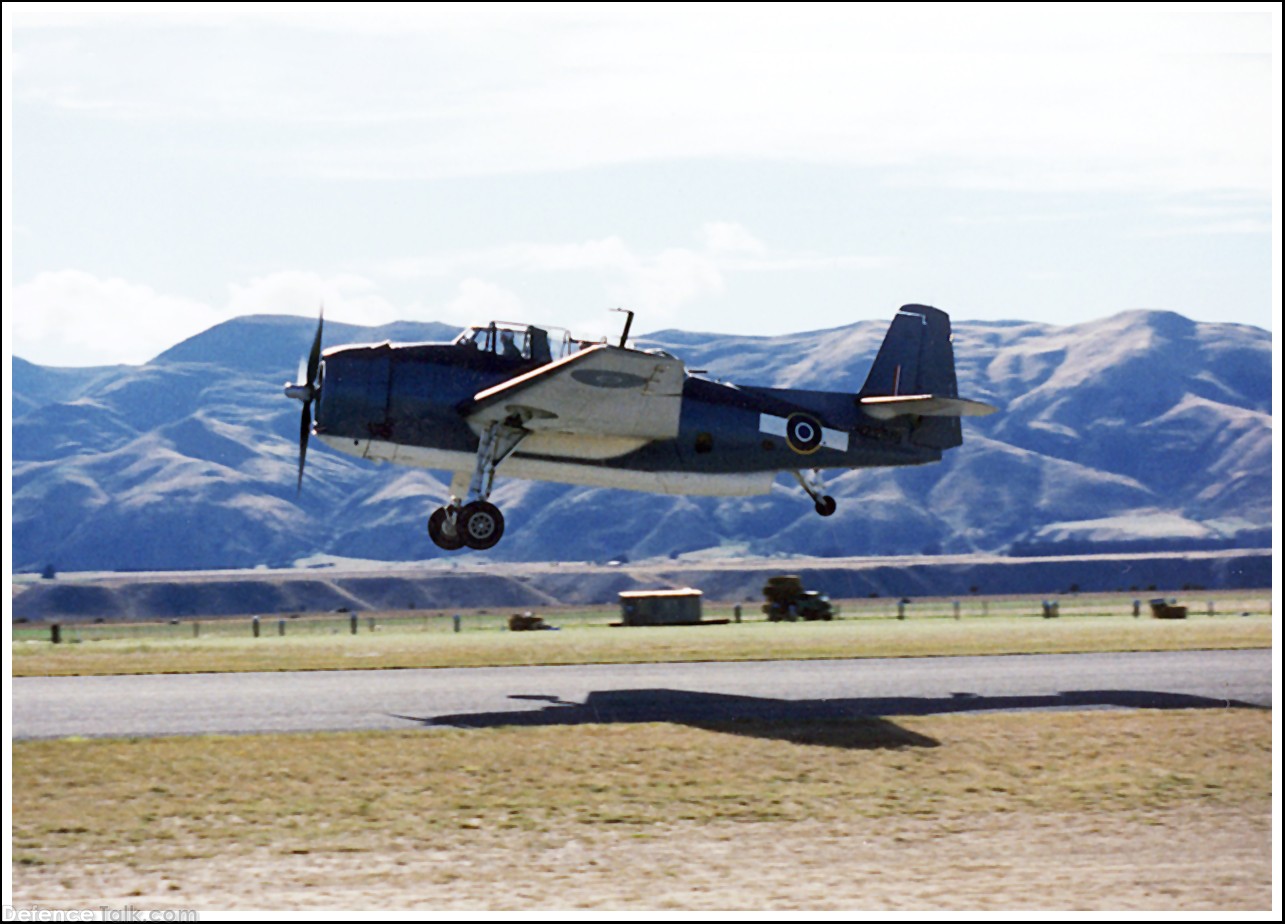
[4,2,1281,367]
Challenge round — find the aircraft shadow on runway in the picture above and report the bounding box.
[392,688,1262,750]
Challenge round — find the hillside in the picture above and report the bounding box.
[10,309,1272,572]
[11,550,1271,622]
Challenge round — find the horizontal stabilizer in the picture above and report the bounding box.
[859,394,998,420]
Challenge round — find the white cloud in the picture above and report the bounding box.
[11,6,1276,194]
[10,271,223,367]
[416,237,727,323]
[372,223,894,326]
[702,222,767,256]
[10,270,411,367]
[442,279,527,326]
[1137,219,1273,237]
[10,222,875,364]
[608,248,724,322]
[379,238,639,279]
[227,272,402,326]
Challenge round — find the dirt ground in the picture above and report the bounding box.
[13,803,1272,912]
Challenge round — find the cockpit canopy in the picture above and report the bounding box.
[452,321,588,365]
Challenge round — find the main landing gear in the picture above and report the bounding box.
[428,421,527,552]
[793,469,837,517]
[428,500,505,551]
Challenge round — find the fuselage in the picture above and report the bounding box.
[312,335,942,497]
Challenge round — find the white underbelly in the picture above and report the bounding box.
[316,434,774,496]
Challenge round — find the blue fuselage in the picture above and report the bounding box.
[313,341,941,496]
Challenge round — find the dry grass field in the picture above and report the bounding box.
[11,709,1272,910]
[11,597,1273,677]
[10,590,1275,911]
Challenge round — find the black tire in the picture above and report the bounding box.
[459,501,505,550]
[427,506,464,551]
[814,495,837,517]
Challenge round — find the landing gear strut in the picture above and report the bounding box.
[792,469,837,517]
[427,420,527,551]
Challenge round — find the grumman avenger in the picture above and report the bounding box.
[284,304,996,551]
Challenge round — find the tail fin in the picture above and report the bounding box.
[861,304,958,400]
[858,305,994,449]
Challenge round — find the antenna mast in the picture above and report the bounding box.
[612,308,635,349]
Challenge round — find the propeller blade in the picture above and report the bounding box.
[298,402,311,493]
[306,308,324,388]
[293,307,324,494]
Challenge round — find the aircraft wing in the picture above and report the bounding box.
[461,344,686,440]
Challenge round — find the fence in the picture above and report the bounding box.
[11,591,1272,645]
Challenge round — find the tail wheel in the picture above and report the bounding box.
[814,495,837,517]
[428,506,465,551]
[460,501,505,550]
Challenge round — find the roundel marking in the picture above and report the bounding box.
[570,369,649,389]
[785,413,823,454]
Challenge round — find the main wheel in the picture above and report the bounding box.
[459,501,505,550]
[427,506,464,551]
[814,495,837,517]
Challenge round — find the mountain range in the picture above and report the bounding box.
[10,309,1272,573]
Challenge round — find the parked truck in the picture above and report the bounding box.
[762,575,836,621]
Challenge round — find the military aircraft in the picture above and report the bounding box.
[285,304,996,551]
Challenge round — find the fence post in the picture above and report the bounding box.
[453,613,461,633]
[279,618,286,636]
[734,604,742,624]
[193,621,200,638]
[1132,599,1141,618]
[953,601,961,620]
[350,613,358,635]
[252,615,260,638]
[51,623,61,644]
[897,600,905,620]
[1207,600,1214,617]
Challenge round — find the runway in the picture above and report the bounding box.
[12,648,1270,739]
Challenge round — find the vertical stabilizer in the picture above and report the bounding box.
[860,304,958,399]
[860,304,963,449]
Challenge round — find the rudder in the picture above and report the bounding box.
[859,304,963,449]
[861,304,958,398]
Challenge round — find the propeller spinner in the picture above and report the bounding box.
[284,310,324,492]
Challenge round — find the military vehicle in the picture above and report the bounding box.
[762,575,836,621]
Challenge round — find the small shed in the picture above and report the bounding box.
[618,588,703,626]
